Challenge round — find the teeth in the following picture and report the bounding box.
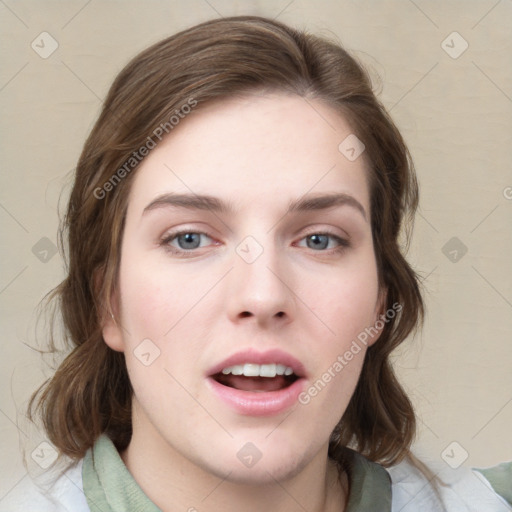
[243,363,260,377]
[231,365,243,375]
[259,363,276,377]
[221,363,295,378]
[276,364,287,375]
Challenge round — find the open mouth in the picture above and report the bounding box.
[207,358,306,415]
[212,373,299,392]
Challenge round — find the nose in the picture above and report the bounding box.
[225,236,296,328]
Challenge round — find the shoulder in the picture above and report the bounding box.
[386,455,512,512]
[0,459,89,512]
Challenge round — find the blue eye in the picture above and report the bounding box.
[160,230,349,258]
[174,232,203,250]
[162,231,214,254]
[298,233,349,251]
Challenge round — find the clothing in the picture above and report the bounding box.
[0,435,510,511]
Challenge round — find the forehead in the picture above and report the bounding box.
[126,93,370,217]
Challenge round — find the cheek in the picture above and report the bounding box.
[117,258,218,384]
[118,258,208,339]
[295,253,380,410]
[302,255,380,341]
[118,263,206,415]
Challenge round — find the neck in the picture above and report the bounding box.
[121,411,348,512]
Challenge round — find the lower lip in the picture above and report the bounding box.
[207,377,306,416]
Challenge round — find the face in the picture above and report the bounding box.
[103,93,384,484]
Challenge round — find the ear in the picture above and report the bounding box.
[367,287,388,347]
[101,302,125,352]
[375,286,387,318]
[95,268,125,353]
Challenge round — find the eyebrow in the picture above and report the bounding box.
[143,192,367,221]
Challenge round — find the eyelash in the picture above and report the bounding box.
[160,229,350,257]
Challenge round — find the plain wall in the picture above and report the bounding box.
[1,0,511,499]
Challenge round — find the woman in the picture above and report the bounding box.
[3,15,509,512]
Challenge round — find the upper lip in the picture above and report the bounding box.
[207,348,307,378]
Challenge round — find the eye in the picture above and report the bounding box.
[160,229,349,257]
[161,231,215,255]
[296,232,349,252]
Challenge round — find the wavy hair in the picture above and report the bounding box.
[30,15,430,479]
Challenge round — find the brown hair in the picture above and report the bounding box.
[30,15,426,473]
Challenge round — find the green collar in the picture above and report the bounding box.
[83,435,159,512]
[83,435,391,511]
[473,462,512,507]
[344,447,392,511]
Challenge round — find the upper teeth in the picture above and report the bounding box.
[221,363,294,378]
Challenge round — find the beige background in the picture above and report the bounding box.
[1,0,511,500]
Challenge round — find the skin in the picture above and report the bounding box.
[103,93,385,512]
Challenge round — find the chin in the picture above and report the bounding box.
[217,460,307,486]
[196,444,311,485]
